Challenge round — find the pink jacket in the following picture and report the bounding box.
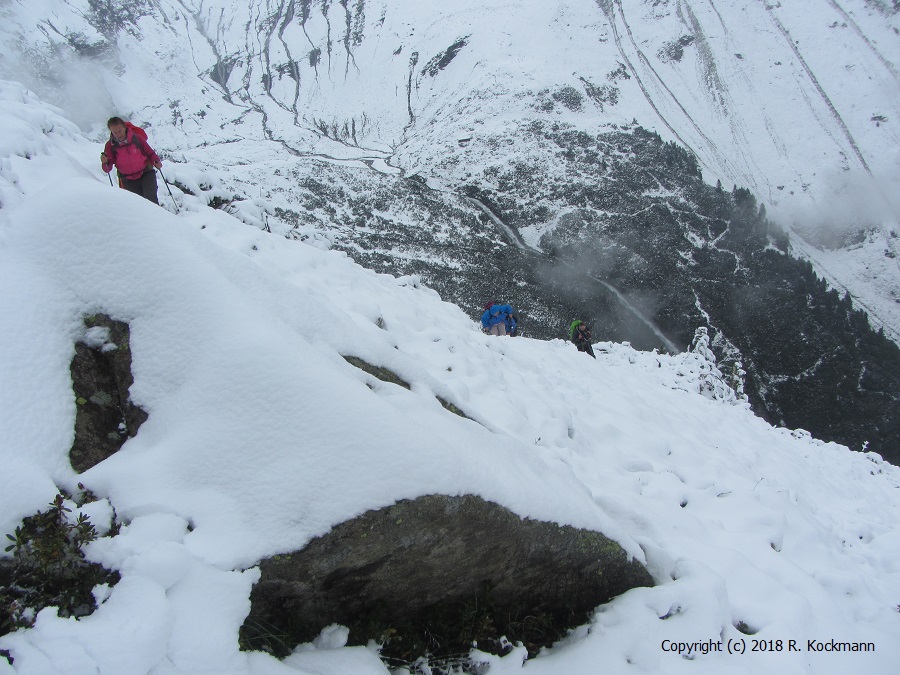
[102,130,161,181]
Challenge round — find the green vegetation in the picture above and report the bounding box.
[1,486,119,638]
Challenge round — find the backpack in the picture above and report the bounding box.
[506,311,519,336]
[107,121,150,156]
[124,121,148,142]
[570,320,582,341]
[125,122,154,164]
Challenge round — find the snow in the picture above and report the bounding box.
[0,81,899,675]
[5,0,896,342]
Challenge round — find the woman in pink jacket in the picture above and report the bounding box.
[100,117,163,204]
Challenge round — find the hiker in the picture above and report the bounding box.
[481,301,519,336]
[100,117,162,204]
[569,320,595,358]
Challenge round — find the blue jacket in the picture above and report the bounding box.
[481,304,517,333]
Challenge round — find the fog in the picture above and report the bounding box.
[0,44,117,132]
[781,161,900,249]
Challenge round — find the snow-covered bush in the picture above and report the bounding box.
[1,489,119,637]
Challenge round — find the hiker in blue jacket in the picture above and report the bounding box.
[481,301,519,336]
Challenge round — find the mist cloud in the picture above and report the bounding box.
[782,158,900,248]
[0,40,116,131]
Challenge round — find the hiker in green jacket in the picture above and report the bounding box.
[569,320,595,358]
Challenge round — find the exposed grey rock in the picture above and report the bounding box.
[342,355,411,389]
[242,494,653,661]
[69,314,148,473]
[342,355,472,420]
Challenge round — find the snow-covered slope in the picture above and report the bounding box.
[2,82,900,675]
[2,0,898,333]
[7,0,897,204]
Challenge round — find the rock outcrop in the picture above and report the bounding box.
[69,314,147,472]
[242,494,653,662]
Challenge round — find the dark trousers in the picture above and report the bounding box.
[576,342,596,358]
[120,170,159,204]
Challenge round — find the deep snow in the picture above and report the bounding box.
[1,81,900,674]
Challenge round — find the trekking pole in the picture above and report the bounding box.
[158,169,179,213]
[260,189,271,232]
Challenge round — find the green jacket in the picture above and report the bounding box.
[569,320,582,341]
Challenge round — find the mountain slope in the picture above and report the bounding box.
[2,1,899,457]
[1,86,900,674]
[4,0,898,213]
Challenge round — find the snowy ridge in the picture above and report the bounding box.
[1,83,900,675]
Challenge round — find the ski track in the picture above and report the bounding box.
[758,0,872,175]
[595,0,697,157]
[828,0,900,85]
[688,0,790,203]
[600,0,745,184]
[759,0,900,269]
[679,0,728,116]
[678,0,767,191]
[704,0,728,32]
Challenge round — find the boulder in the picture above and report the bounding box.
[69,314,147,472]
[242,494,653,662]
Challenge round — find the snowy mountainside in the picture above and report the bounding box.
[3,0,899,327]
[3,0,900,459]
[1,84,900,675]
[3,0,898,214]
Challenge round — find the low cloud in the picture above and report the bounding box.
[0,41,116,131]
[783,159,900,248]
